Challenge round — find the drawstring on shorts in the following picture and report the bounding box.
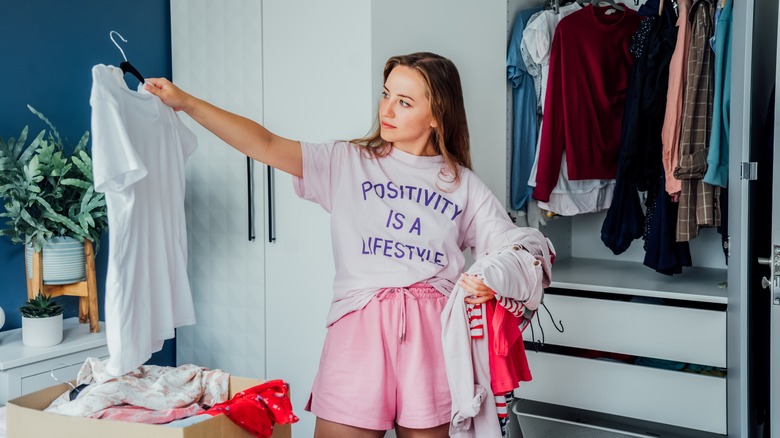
[377,287,415,343]
[376,284,438,344]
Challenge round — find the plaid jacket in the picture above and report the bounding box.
[674,0,720,242]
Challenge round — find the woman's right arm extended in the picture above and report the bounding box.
[144,78,302,178]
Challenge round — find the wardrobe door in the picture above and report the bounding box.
[768,0,780,434]
[770,106,780,436]
[262,1,371,436]
[768,96,780,436]
[712,0,780,411]
[171,0,268,378]
[730,0,780,435]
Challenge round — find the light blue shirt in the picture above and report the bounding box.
[507,5,544,211]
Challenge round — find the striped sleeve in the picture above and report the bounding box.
[467,303,484,339]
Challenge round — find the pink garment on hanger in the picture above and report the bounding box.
[485,300,532,394]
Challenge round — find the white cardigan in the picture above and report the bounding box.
[441,227,554,437]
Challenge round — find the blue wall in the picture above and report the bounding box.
[0,1,175,366]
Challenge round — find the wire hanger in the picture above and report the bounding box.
[50,368,89,401]
[109,30,145,84]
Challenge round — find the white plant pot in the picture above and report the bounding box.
[22,314,64,348]
[25,236,86,284]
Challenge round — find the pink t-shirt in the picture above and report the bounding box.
[293,141,516,326]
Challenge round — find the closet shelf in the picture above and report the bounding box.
[550,258,728,304]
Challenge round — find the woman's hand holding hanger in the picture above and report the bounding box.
[144,78,192,112]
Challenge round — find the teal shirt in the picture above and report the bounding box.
[703,0,732,187]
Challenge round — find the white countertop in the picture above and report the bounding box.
[0,318,106,371]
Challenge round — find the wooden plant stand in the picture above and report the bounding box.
[25,240,100,333]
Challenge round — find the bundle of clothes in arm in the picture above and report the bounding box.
[442,227,555,438]
[44,357,297,438]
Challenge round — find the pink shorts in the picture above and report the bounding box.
[306,283,451,431]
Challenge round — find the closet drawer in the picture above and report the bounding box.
[21,363,83,396]
[18,352,109,396]
[518,352,726,434]
[524,293,726,367]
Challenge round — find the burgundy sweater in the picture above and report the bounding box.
[533,5,640,202]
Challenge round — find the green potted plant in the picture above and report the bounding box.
[0,105,108,284]
[19,292,65,347]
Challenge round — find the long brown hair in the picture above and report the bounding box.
[352,52,471,187]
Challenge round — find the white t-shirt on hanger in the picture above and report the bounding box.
[91,64,197,376]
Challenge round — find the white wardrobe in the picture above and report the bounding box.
[170,0,758,436]
[171,1,368,436]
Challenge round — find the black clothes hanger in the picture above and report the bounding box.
[109,30,145,84]
[121,61,145,85]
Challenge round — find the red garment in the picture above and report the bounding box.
[533,4,640,202]
[485,300,532,394]
[206,379,299,438]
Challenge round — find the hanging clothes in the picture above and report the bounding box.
[600,13,649,254]
[467,295,532,437]
[483,298,533,394]
[507,5,545,211]
[533,4,640,202]
[661,0,693,197]
[674,0,720,242]
[643,171,693,274]
[485,299,531,438]
[521,4,583,116]
[619,6,678,194]
[91,64,198,376]
[523,3,616,217]
[601,0,670,255]
[519,9,546,115]
[703,0,733,187]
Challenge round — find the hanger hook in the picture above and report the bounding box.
[50,367,77,391]
[109,30,129,62]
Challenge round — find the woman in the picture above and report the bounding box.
[144,52,515,438]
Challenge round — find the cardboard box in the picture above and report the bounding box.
[7,375,291,438]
